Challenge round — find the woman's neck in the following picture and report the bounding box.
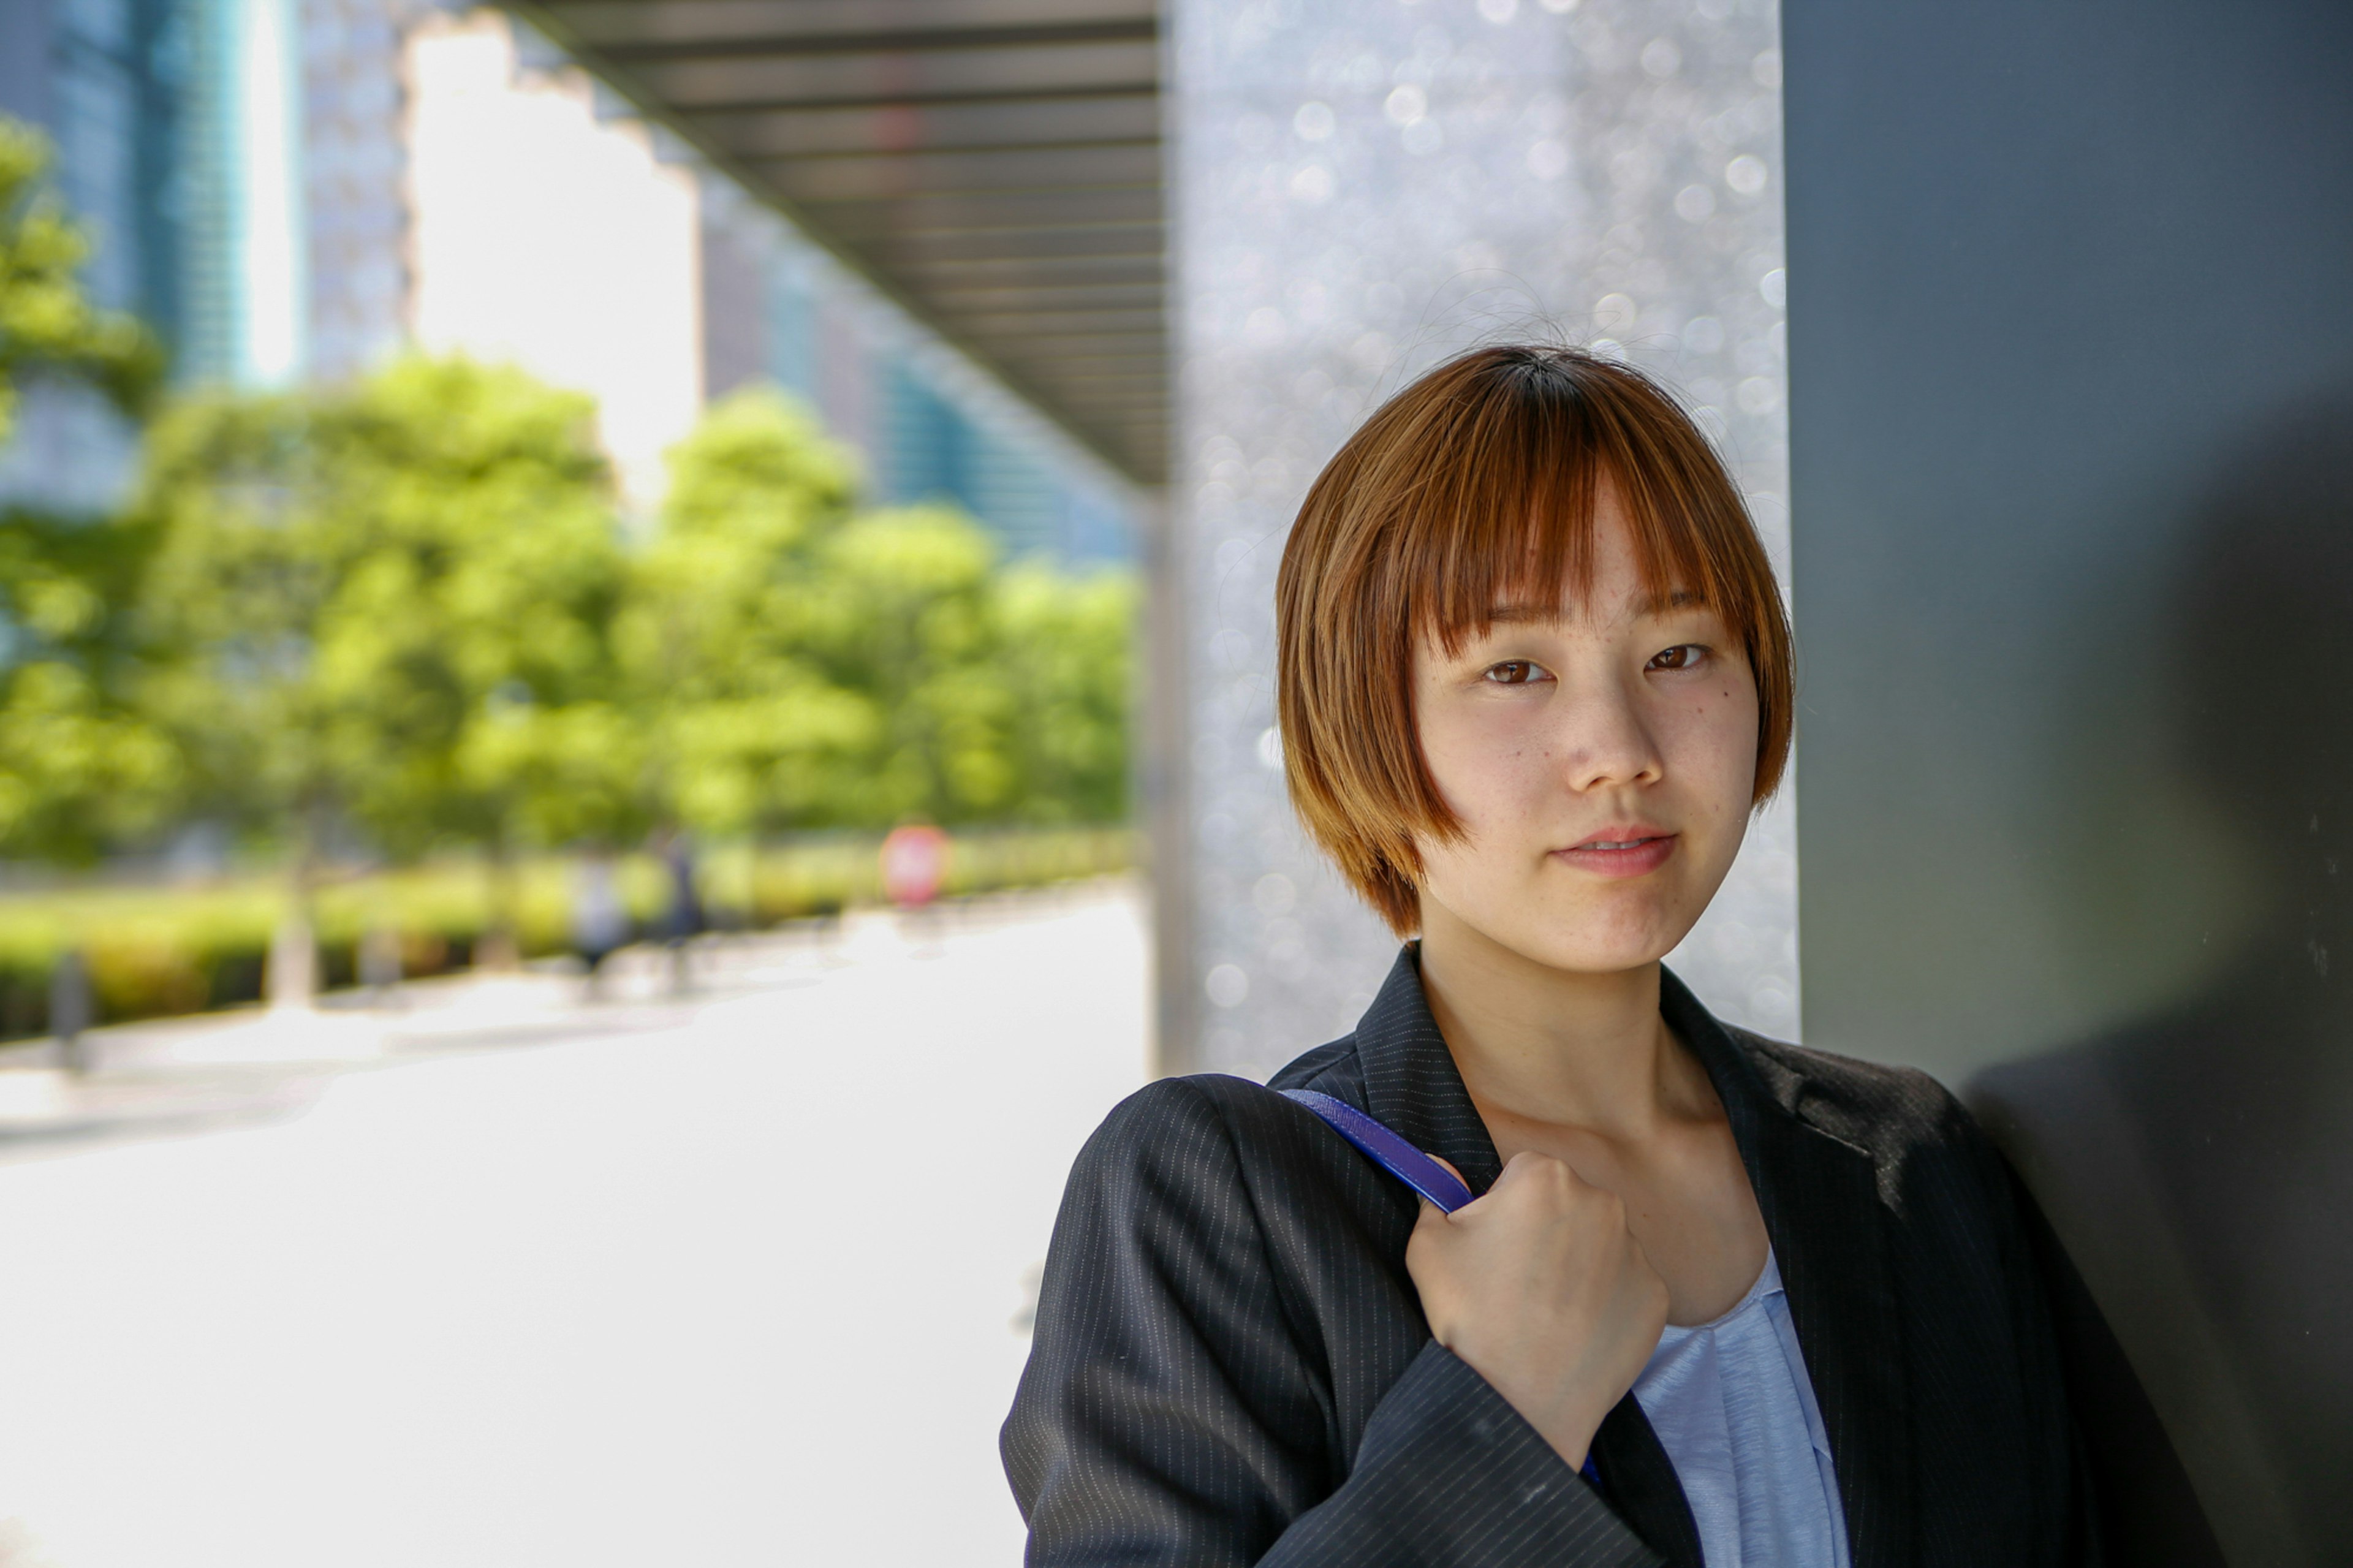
[1415,903,1701,1143]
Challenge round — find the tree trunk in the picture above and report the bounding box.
[477,835,522,972]
[265,824,320,1012]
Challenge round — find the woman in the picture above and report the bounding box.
[1003,346,2096,1566]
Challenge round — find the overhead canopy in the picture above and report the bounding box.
[513,0,1167,485]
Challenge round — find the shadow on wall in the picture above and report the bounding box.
[1972,384,2353,1568]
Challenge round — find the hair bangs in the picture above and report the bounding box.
[1398,374,1724,659]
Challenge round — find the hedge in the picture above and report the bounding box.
[0,826,1134,1040]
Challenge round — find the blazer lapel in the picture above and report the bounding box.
[1351,947,1506,1193]
[1661,971,1917,1568]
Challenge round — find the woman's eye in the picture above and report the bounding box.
[1482,660,1550,686]
[1646,644,1708,672]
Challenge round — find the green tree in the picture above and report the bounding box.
[810,504,1018,824]
[624,384,1138,835]
[991,559,1135,823]
[0,115,172,863]
[809,509,1138,828]
[616,387,876,835]
[318,357,635,859]
[0,116,160,446]
[0,509,179,858]
[129,355,629,977]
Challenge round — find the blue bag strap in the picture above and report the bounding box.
[1276,1088,1475,1213]
[1276,1086,1607,1490]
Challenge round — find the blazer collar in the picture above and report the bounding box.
[1352,945,1507,1194]
[1349,946,1783,1193]
[1350,946,1917,1568]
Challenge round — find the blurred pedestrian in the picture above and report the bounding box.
[657,833,704,992]
[881,823,951,909]
[358,926,405,1002]
[572,850,630,996]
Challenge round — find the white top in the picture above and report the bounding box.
[1629,1249,1851,1568]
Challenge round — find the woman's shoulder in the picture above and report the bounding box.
[1721,1026,2041,1271]
[1070,1042,1364,1195]
[1721,1023,1993,1164]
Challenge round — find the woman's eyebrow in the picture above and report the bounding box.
[1634,589,1706,615]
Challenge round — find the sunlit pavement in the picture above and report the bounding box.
[0,881,1147,1568]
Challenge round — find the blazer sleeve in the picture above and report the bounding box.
[1001,1077,1662,1568]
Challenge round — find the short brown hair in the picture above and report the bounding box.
[1275,344,1794,935]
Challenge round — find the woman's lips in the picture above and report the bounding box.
[1552,833,1678,878]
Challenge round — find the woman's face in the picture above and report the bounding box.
[1410,487,1760,974]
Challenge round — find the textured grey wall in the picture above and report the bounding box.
[1784,1,2353,1559]
[1161,0,1798,1078]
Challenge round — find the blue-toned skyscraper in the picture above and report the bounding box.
[700,173,1135,561]
[0,0,1134,562]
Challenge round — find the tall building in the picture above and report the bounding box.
[699,173,1134,558]
[0,0,187,512]
[0,0,1134,556]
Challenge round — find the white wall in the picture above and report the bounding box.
[404,12,702,509]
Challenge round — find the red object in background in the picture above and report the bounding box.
[880,825,951,907]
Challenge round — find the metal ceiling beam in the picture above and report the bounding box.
[1012,354,1167,378]
[518,0,1170,485]
[797,187,1160,233]
[950,305,1163,334]
[746,145,1159,203]
[622,40,1156,112]
[694,94,1157,157]
[914,283,1161,312]
[893,254,1162,287]
[559,0,1154,50]
[868,225,1161,265]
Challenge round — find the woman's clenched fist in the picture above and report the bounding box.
[1404,1149,1670,1469]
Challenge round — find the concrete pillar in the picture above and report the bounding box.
[1161,0,1797,1077]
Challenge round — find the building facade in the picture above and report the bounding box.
[0,0,1134,555]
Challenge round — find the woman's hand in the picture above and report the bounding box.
[1404,1150,1670,1469]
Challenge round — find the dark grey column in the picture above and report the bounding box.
[1784,2,2353,1560]
[1164,0,1798,1078]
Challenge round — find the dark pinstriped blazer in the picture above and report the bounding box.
[1002,950,2102,1566]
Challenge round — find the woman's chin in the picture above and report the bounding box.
[1471,917,1691,979]
[1422,880,1703,975]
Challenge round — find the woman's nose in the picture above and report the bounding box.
[1550,676,1665,792]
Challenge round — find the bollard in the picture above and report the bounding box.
[358,926,404,1002]
[50,948,93,1075]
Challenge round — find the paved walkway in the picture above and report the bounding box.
[0,881,1147,1568]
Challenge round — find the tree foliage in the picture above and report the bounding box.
[624,387,1134,836]
[0,115,172,860]
[0,116,160,445]
[0,510,179,858]
[992,559,1137,824]
[4,354,1134,867]
[615,388,870,835]
[127,357,628,862]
